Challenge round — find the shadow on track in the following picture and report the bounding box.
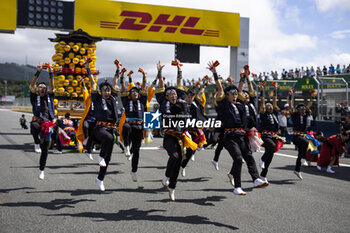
[0,187,35,193]
[145,177,211,183]
[26,186,167,196]
[49,208,238,230]
[147,195,227,206]
[11,162,122,170]
[0,198,95,210]
[0,143,33,151]
[49,170,123,176]
[138,165,167,170]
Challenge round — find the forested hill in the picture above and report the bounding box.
[0,63,50,82]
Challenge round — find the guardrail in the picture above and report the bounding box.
[11,106,32,113]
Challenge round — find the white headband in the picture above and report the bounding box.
[101,85,111,91]
[227,89,238,94]
[166,89,177,96]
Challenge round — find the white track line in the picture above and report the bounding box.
[275,152,350,167]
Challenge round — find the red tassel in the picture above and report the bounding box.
[114,59,122,66]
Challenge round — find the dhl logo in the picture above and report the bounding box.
[100,10,220,37]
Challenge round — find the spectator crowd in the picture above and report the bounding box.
[255,64,350,81]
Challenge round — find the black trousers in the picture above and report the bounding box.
[224,134,260,188]
[56,130,76,151]
[83,120,96,153]
[30,121,41,144]
[213,130,225,162]
[39,141,50,171]
[94,126,115,181]
[260,136,276,177]
[292,135,309,172]
[181,148,195,168]
[163,134,183,189]
[123,123,143,172]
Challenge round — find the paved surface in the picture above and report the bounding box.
[0,109,350,233]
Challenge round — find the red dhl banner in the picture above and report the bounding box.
[75,0,240,47]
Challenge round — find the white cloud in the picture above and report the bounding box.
[330,29,350,39]
[313,53,350,66]
[313,0,350,12]
[0,0,333,80]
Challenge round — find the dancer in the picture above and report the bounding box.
[29,65,56,180]
[317,131,349,173]
[180,75,208,177]
[210,62,267,195]
[211,90,224,171]
[258,85,281,183]
[85,60,121,191]
[288,90,314,180]
[120,68,148,182]
[155,60,196,201]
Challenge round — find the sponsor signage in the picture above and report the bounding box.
[75,0,240,46]
[0,0,16,32]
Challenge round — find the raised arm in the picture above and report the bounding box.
[150,77,157,89]
[272,86,280,112]
[306,92,314,115]
[157,61,165,89]
[207,61,223,97]
[307,92,314,109]
[30,65,42,92]
[259,87,266,114]
[176,59,182,87]
[288,89,294,113]
[246,76,256,96]
[112,62,121,91]
[140,69,147,92]
[120,70,126,93]
[85,61,96,92]
[238,72,246,94]
[48,65,54,92]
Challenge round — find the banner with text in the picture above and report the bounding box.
[75,0,240,47]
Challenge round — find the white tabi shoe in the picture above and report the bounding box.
[34,144,41,153]
[125,146,131,157]
[168,188,175,201]
[96,178,105,192]
[254,178,268,188]
[180,167,186,177]
[233,187,247,195]
[316,165,322,171]
[85,153,93,160]
[227,174,235,187]
[131,172,138,182]
[127,153,133,161]
[38,170,44,180]
[162,176,170,187]
[98,156,106,167]
[301,158,308,166]
[260,176,269,185]
[211,160,219,171]
[294,171,303,180]
[191,154,195,161]
[326,166,335,174]
[259,158,265,169]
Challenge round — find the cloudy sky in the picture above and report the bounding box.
[0,0,349,82]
